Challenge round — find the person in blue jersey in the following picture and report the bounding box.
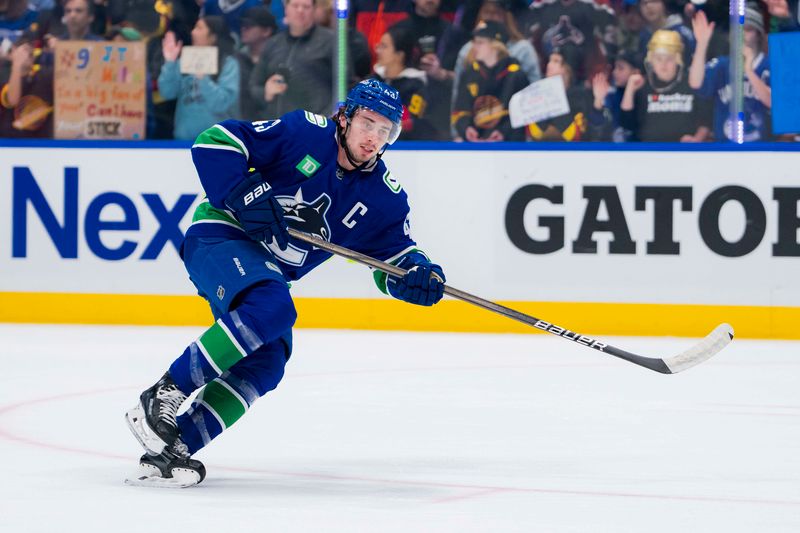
[688,6,772,142]
[124,79,447,488]
[0,0,38,52]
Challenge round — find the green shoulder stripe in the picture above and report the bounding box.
[192,201,241,227]
[193,125,247,156]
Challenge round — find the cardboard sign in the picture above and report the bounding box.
[54,41,146,139]
[509,76,570,128]
[768,32,800,135]
[180,46,218,76]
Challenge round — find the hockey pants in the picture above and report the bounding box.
[168,235,297,454]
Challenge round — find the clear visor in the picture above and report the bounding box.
[350,108,402,145]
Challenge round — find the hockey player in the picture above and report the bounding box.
[125,79,447,487]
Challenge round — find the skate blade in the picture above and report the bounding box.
[124,402,168,455]
[124,473,200,489]
[124,457,203,488]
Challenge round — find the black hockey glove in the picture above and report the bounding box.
[224,173,289,250]
[387,256,446,306]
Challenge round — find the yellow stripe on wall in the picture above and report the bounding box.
[0,292,797,339]
[0,292,213,326]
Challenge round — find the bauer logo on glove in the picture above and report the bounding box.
[243,182,273,206]
[225,173,290,250]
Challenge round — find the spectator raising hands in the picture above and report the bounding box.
[162,30,183,63]
[157,16,241,141]
[4,41,34,108]
[620,29,711,142]
[526,49,611,142]
[592,71,611,111]
[689,5,772,142]
[605,51,643,142]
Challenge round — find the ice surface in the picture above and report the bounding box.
[0,324,798,532]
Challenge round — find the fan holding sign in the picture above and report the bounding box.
[157,16,241,140]
[509,47,612,142]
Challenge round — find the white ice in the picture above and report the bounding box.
[0,324,798,532]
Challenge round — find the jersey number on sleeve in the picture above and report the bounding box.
[252,120,281,133]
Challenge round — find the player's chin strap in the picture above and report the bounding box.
[337,118,386,171]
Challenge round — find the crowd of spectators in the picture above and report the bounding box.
[0,0,797,141]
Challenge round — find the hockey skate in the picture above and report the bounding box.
[125,372,187,455]
[124,443,206,488]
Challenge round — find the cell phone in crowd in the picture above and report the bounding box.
[419,35,436,55]
[274,65,292,84]
[0,38,12,56]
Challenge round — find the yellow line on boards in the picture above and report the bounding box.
[0,292,213,326]
[0,292,797,339]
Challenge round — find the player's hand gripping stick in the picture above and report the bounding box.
[225,173,289,250]
[387,257,446,306]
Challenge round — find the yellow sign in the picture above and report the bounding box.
[54,41,146,139]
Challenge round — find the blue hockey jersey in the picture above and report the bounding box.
[697,53,771,142]
[187,109,422,289]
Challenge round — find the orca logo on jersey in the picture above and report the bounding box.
[243,182,272,206]
[280,190,332,240]
[267,189,333,266]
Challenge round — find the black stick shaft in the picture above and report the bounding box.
[286,228,671,372]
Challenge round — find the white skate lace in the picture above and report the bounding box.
[156,386,186,428]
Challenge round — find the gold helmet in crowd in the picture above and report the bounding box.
[646,30,684,65]
[644,29,685,92]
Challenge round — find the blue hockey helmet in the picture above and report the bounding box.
[343,79,403,144]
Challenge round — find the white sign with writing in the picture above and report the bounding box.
[509,76,570,128]
[180,46,218,76]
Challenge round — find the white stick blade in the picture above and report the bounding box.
[663,323,734,374]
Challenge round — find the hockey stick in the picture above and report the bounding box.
[287,228,734,374]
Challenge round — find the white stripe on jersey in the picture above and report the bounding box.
[191,143,243,154]
[213,124,250,160]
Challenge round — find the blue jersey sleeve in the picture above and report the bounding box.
[190,110,306,208]
[698,56,728,99]
[357,163,417,259]
[361,195,415,262]
[755,55,770,85]
[354,163,440,294]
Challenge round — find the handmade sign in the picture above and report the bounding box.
[179,46,218,76]
[509,76,570,128]
[54,41,146,139]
